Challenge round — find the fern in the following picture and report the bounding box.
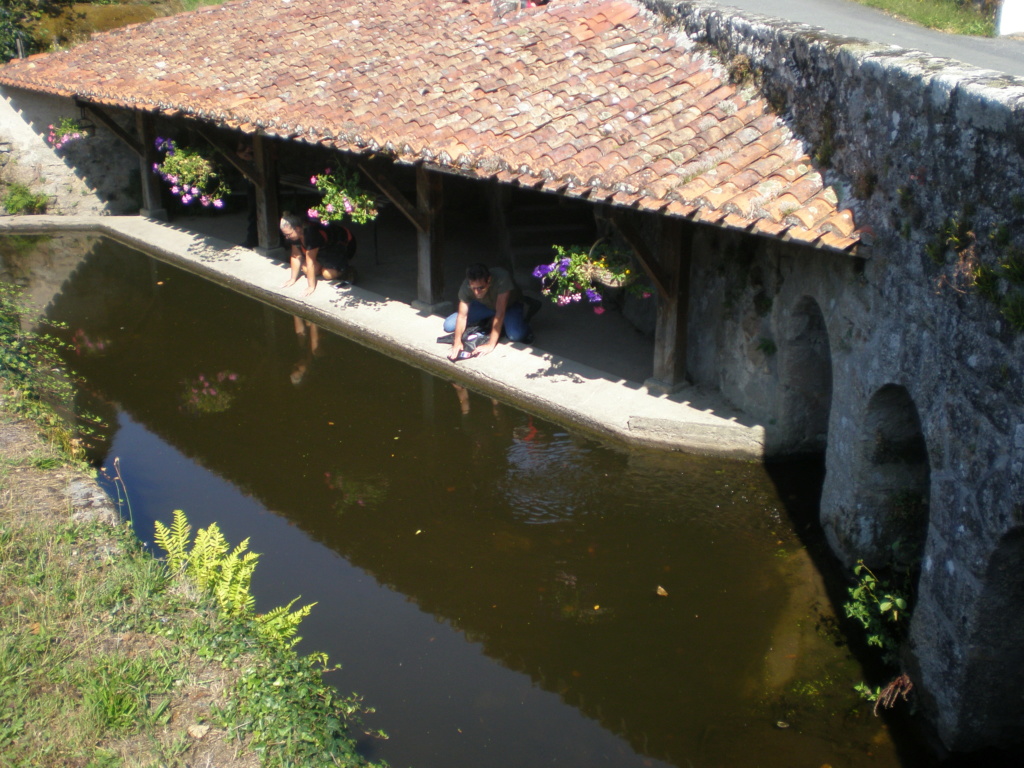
[188,523,230,590]
[153,512,316,647]
[257,598,317,648]
[153,509,192,572]
[213,545,259,617]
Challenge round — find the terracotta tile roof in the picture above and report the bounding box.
[0,0,861,252]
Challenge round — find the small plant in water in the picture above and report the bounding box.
[844,554,917,714]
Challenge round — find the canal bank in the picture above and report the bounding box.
[0,213,765,458]
[0,409,384,768]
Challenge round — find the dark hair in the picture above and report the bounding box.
[466,263,491,282]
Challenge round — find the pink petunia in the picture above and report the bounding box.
[594,306,605,315]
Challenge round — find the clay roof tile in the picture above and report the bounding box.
[0,0,859,249]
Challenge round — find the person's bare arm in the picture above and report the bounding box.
[281,245,304,287]
[302,246,320,296]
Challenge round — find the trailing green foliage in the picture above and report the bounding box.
[844,559,911,668]
[0,281,83,455]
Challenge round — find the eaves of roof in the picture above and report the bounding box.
[0,0,864,253]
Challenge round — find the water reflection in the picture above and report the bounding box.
[1,234,915,768]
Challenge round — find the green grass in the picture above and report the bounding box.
[854,0,997,36]
[0,471,386,767]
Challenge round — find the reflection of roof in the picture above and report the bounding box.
[0,0,861,251]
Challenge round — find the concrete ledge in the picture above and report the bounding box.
[0,214,766,458]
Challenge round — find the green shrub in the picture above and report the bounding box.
[1,182,49,214]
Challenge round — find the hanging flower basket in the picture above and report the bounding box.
[532,239,649,313]
[47,116,87,150]
[307,167,378,225]
[152,137,230,208]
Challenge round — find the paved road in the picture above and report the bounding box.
[707,0,1024,78]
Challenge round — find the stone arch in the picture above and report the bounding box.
[847,384,931,566]
[777,295,833,454]
[946,526,1024,749]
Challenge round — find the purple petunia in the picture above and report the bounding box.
[585,289,602,303]
[532,263,553,278]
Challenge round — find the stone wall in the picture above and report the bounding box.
[0,87,139,215]
[646,0,1024,754]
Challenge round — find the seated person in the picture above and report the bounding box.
[280,213,357,296]
[444,263,532,360]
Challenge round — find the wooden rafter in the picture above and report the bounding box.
[357,161,428,233]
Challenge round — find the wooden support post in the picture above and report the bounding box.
[134,113,168,221]
[488,180,515,271]
[412,164,449,314]
[252,135,282,257]
[645,218,690,394]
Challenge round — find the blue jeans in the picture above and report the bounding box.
[444,301,530,342]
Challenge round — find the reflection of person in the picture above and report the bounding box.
[236,142,258,248]
[290,315,320,385]
[280,213,357,296]
[451,382,500,417]
[444,263,532,361]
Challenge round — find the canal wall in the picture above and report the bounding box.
[644,0,1024,754]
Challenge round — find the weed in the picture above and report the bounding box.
[1000,249,1024,285]
[989,224,1011,248]
[1,182,49,214]
[727,54,753,86]
[844,559,912,667]
[1001,291,1024,331]
[972,262,1000,303]
[756,337,777,356]
[753,291,773,317]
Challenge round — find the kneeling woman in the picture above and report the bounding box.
[280,213,356,296]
